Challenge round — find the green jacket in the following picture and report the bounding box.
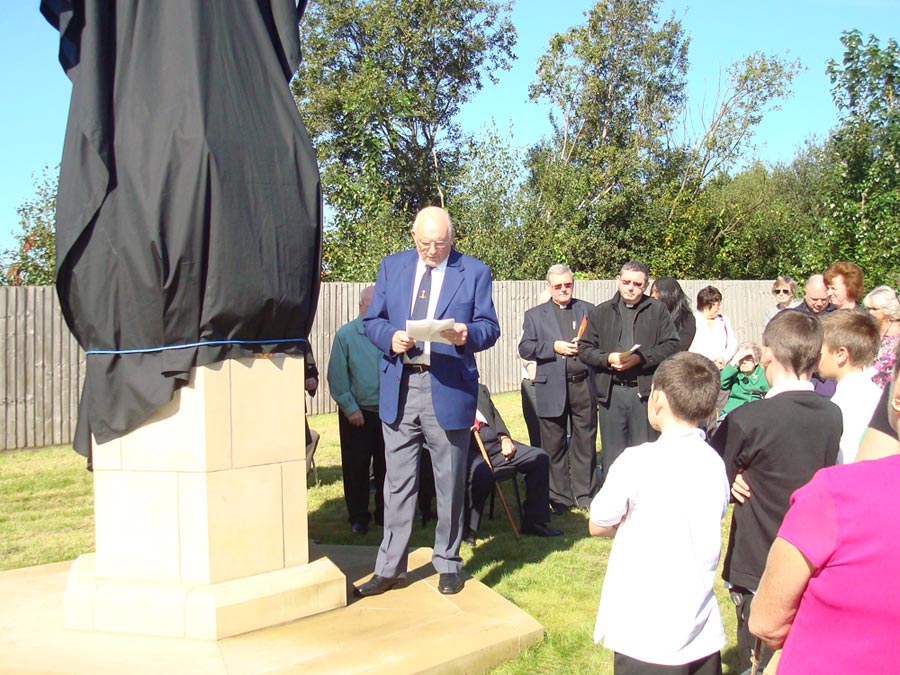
[720,363,770,416]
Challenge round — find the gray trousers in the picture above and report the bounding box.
[375,369,469,577]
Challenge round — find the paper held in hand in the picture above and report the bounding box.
[620,344,641,358]
[407,318,456,344]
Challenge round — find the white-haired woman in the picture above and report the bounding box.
[863,285,900,389]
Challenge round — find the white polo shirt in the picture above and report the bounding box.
[590,428,729,665]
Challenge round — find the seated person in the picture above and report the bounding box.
[465,383,563,544]
[590,352,729,674]
[719,342,769,418]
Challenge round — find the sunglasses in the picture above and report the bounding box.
[551,282,574,290]
[773,289,791,295]
[620,280,645,288]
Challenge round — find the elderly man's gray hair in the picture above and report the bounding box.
[546,264,573,282]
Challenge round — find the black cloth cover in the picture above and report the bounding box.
[42,1,322,457]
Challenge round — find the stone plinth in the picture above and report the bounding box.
[64,356,346,640]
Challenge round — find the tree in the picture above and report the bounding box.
[1,167,58,286]
[522,0,799,279]
[805,30,900,285]
[524,0,689,275]
[292,0,516,280]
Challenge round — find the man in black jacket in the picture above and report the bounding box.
[579,261,680,482]
[465,384,562,543]
[519,264,597,512]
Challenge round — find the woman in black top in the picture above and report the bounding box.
[650,277,696,352]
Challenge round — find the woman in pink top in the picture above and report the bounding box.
[750,359,900,674]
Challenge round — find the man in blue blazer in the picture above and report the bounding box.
[356,206,500,597]
[519,264,598,512]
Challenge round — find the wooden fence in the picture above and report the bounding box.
[1,280,774,450]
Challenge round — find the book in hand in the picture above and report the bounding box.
[619,344,641,358]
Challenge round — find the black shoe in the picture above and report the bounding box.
[353,574,407,597]
[463,530,477,547]
[438,572,464,595]
[350,522,368,535]
[521,521,564,537]
[550,501,570,515]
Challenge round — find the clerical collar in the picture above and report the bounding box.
[553,300,571,309]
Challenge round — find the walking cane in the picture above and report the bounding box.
[473,429,520,540]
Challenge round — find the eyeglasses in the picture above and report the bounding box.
[773,289,791,295]
[620,280,645,288]
[551,282,574,291]
[415,238,450,251]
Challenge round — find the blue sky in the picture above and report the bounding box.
[1,1,897,254]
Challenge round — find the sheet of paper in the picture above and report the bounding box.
[406,318,455,344]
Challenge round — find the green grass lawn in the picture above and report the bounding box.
[0,391,741,674]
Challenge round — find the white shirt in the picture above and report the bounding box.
[764,379,814,399]
[832,370,882,463]
[590,428,729,665]
[689,312,737,363]
[404,257,448,364]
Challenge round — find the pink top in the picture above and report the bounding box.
[776,455,900,674]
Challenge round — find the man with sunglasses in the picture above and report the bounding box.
[580,261,680,484]
[519,264,598,512]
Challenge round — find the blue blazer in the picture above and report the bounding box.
[364,248,500,430]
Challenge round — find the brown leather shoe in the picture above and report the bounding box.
[438,572,464,595]
[353,574,407,597]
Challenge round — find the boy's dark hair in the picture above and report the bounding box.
[696,285,723,311]
[820,309,880,367]
[652,352,720,424]
[762,310,823,377]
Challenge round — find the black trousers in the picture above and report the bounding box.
[731,588,774,674]
[338,408,386,526]
[520,378,542,448]
[465,442,552,532]
[538,375,598,508]
[598,384,658,485]
[614,651,721,675]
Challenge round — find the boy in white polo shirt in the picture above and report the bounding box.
[817,309,882,463]
[589,352,729,675]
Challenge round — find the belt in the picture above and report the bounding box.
[612,379,638,387]
[566,371,588,384]
[404,363,430,373]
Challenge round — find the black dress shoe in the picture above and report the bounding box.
[350,522,368,535]
[353,574,407,597]
[549,501,570,516]
[521,521,564,537]
[438,572,464,595]
[462,528,477,547]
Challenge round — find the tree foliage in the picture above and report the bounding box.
[803,30,900,286]
[523,0,689,275]
[2,167,58,287]
[292,0,516,280]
